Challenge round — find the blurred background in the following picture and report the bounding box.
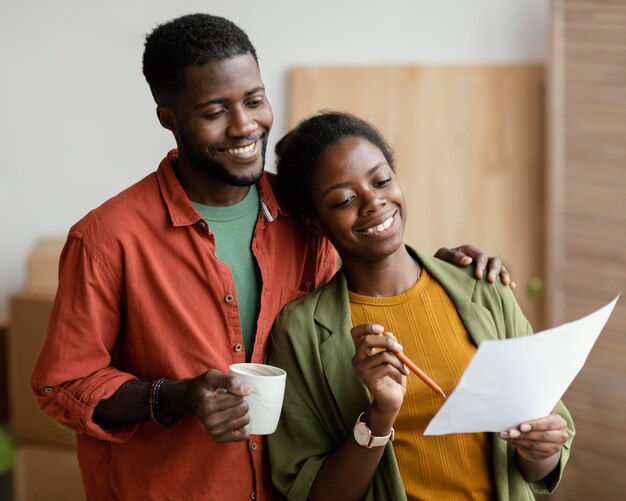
[0,0,624,499]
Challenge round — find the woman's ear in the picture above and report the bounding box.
[302,213,324,237]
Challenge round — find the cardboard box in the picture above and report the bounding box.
[8,292,75,447]
[14,443,85,501]
[26,239,65,292]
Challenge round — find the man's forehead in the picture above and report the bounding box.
[181,54,263,96]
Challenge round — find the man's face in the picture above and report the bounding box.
[161,53,273,187]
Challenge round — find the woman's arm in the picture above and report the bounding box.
[308,324,407,501]
[499,413,569,482]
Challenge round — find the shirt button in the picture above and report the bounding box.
[225,294,233,303]
[44,387,53,394]
[250,492,256,500]
[198,221,206,229]
[250,442,258,451]
[234,344,243,352]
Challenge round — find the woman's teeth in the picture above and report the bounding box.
[365,215,393,233]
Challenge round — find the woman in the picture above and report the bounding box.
[267,111,573,501]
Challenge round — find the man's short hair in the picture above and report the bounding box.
[142,13,258,104]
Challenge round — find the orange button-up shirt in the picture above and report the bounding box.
[31,150,336,501]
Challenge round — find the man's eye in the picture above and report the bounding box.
[247,97,265,108]
[374,178,392,188]
[204,110,225,120]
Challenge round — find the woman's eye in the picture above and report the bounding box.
[332,195,355,209]
[374,178,392,188]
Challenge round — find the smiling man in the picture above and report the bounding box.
[30,13,510,501]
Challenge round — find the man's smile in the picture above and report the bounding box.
[223,140,257,155]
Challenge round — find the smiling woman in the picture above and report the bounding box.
[304,136,412,294]
[267,111,574,501]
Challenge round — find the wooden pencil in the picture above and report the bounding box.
[395,351,447,398]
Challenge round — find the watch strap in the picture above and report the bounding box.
[354,412,394,448]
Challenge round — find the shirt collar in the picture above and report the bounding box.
[156,149,284,227]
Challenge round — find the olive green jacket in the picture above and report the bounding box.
[267,251,574,501]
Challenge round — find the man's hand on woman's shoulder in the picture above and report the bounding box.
[435,244,516,288]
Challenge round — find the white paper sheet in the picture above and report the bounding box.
[424,295,619,436]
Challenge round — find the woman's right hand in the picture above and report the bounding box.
[350,323,408,416]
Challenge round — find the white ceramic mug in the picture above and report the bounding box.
[228,363,287,435]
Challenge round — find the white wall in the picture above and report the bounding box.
[0,0,549,317]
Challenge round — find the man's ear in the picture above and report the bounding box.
[302,213,324,237]
[156,106,176,133]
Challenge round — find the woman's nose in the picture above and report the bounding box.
[359,190,386,216]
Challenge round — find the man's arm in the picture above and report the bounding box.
[93,369,254,443]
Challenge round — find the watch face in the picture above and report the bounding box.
[353,422,371,446]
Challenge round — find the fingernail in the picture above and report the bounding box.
[372,324,385,332]
[393,342,403,351]
[499,432,509,439]
[521,424,531,432]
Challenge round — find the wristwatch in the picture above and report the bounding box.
[353,412,394,448]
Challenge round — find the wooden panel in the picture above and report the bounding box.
[289,65,546,329]
[547,0,626,498]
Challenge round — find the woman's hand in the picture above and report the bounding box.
[434,244,516,288]
[350,323,408,416]
[499,413,568,481]
[308,325,407,500]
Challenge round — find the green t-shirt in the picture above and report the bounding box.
[192,186,261,361]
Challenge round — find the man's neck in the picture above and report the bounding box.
[173,156,253,207]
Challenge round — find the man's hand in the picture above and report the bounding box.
[188,369,252,443]
[434,244,516,288]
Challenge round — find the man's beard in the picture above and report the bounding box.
[185,138,267,187]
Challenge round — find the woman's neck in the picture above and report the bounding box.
[342,246,420,297]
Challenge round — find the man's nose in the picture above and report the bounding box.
[227,107,257,137]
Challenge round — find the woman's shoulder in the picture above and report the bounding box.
[280,270,345,317]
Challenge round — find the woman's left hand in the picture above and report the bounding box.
[499,413,568,462]
[434,244,516,288]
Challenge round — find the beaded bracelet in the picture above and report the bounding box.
[149,378,178,428]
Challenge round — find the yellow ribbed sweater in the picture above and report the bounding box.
[349,268,494,501]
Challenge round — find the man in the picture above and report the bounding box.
[31,13,510,500]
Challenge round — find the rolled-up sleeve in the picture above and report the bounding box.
[31,233,139,442]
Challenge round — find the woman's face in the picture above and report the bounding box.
[307,136,407,264]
